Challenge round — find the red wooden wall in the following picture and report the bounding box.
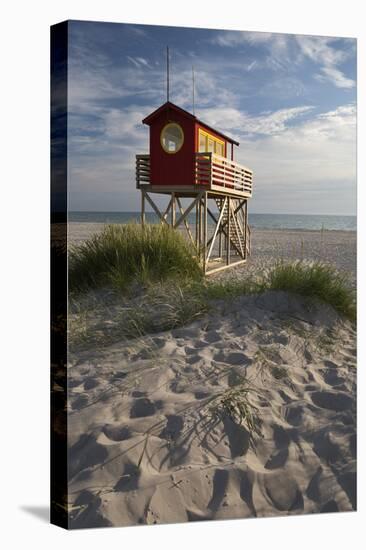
[149,109,196,186]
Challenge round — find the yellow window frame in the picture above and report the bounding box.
[198,128,225,156]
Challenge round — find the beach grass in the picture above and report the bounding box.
[69,223,203,293]
[203,261,355,322]
[210,384,261,434]
[264,261,356,322]
[69,226,356,348]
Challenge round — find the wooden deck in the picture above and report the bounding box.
[136,153,253,198]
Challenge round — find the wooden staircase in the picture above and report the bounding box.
[215,198,251,258]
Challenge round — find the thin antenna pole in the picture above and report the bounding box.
[166,46,170,102]
[192,65,195,115]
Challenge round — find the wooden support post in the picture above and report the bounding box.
[203,192,207,274]
[218,199,223,258]
[171,192,175,227]
[141,190,145,226]
[227,197,231,265]
[199,197,203,260]
[244,199,248,259]
[242,200,245,255]
[195,198,199,250]
[197,198,201,259]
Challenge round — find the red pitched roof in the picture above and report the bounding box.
[142,101,240,146]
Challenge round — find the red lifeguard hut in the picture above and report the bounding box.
[136,100,253,275]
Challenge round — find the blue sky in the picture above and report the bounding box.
[68,21,356,214]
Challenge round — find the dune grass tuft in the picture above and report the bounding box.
[69,224,355,329]
[264,261,356,322]
[69,223,203,293]
[210,384,261,435]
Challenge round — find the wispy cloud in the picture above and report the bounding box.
[212,30,355,90]
[127,56,152,68]
[197,105,313,139]
[296,36,355,88]
[315,66,355,89]
[235,102,356,213]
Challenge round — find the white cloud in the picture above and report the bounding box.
[296,36,355,89]
[197,105,313,138]
[316,66,355,89]
[213,31,286,51]
[296,36,347,66]
[247,60,257,72]
[127,56,152,69]
[212,31,355,90]
[235,103,356,213]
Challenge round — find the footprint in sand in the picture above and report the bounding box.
[70,491,112,528]
[71,394,88,410]
[310,391,353,412]
[102,425,132,442]
[204,331,222,343]
[312,430,343,465]
[322,370,345,388]
[223,417,250,458]
[186,354,201,365]
[68,378,83,388]
[272,333,290,346]
[285,405,304,427]
[239,469,256,517]
[264,447,289,470]
[114,462,140,492]
[264,472,303,512]
[131,390,146,398]
[130,398,157,418]
[110,371,127,382]
[83,377,99,390]
[195,390,210,399]
[337,471,356,509]
[69,434,108,479]
[213,351,250,366]
[208,469,229,512]
[159,414,184,441]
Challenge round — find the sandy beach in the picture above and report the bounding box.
[66,223,356,528]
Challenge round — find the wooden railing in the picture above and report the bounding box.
[136,152,253,197]
[136,154,150,187]
[195,152,253,196]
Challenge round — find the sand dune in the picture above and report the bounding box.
[67,291,356,528]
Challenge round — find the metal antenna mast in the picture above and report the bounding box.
[192,65,195,115]
[166,46,170,102]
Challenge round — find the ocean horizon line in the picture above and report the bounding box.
[69,210,356,217]
[68,211,356,232]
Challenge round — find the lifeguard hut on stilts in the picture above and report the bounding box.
[136,54,254,275]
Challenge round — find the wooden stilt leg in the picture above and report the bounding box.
[141,190,145,226]
[219,199,223,258]
[195,199,199,251]
[171,192,175,227]
[203,192,207,274]
[227,197,231,265]
[244,199,248,259]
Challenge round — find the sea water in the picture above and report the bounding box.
[69,212,356,231]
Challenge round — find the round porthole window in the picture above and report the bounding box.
[160,122,184,154]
